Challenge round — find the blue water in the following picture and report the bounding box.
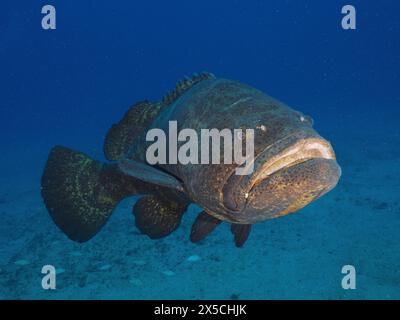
[0,0,399,299]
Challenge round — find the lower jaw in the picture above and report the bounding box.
[221,157,325,222]
[230,158,341,224]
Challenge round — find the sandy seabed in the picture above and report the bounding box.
[0,128,399,299]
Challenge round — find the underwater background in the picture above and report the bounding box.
[1,0,399,299]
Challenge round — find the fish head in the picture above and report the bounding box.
[176,79,341,223]
[221,108,341,223]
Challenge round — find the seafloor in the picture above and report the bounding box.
[0,125,399,299]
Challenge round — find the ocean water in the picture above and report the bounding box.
[0,0,399,299]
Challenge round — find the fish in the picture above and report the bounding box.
[41,72,341,247]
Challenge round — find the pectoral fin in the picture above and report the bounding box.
[118,158,184,192]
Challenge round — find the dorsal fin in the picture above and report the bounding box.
[104,100,163,161]
[104,72,216,161]
[162,72,215,106]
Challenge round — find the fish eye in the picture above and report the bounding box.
[256,124,267,132]
[298,114,314,126]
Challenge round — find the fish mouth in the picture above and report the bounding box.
[240,156,341,223]
[222,130,337,213]
[248,137,336,191]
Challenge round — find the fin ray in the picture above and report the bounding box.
[162,72,215,106]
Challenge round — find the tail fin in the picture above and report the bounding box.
[41,146,142,242]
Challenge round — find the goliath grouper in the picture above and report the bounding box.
[41,73,341,247]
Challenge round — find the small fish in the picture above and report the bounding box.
[41,73,340,247]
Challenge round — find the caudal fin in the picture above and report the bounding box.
[41,146,140,242]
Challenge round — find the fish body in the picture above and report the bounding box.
[41,73,341,247]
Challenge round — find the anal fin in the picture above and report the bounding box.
[133,195,188,239]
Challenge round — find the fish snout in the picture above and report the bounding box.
[222,133,341,223]
[241,157,341,223]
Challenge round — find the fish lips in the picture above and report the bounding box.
[223,129,318,211]
[223,128,340,219]
[242,158,341,223]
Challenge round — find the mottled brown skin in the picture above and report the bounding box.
[41,74,340,247]
[128,78,340,225]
